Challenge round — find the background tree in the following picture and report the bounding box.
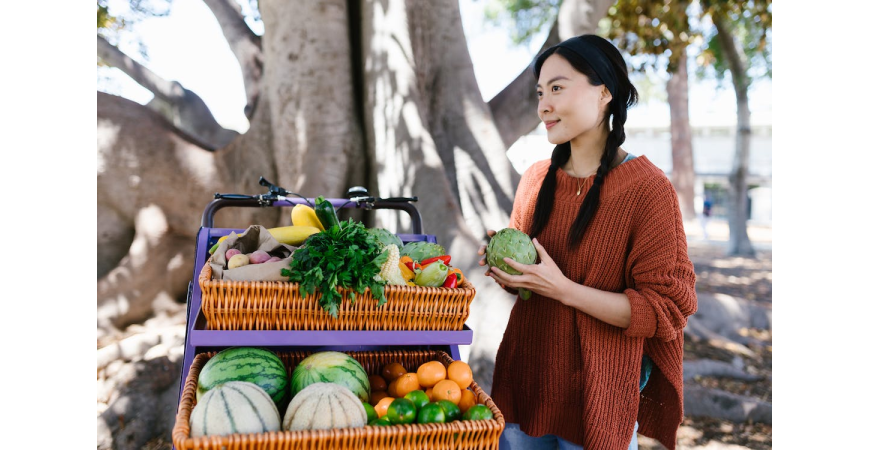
[601,0,699,220]
[698,0,771,257]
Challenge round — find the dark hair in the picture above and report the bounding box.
[528,35,638,247]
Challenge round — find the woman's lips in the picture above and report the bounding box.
[545,120,559,129]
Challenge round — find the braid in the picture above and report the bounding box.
[566,106,626,246]
[529,143,571,239]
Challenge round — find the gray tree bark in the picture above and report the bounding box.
[712,12,756,257]
[666,50,697,220]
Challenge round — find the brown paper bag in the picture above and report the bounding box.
[209,225,297,282]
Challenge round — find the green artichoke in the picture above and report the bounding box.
[367,228,404,249]
[400,241,445,262]
[486,228,538,300]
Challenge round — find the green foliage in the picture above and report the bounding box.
[282,219,387,317]
[600,0,697,73]
[483,0,561,45]
[696,0,772,86]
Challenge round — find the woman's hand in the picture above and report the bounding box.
[477,230,518,295]
[487,238,570,301]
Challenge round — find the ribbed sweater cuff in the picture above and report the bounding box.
[623,288,657,337]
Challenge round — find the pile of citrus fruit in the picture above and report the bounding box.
[362,360,494,426]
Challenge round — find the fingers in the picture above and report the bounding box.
[487,229,497,237]
[532,238,552,264]
[501,256,533,274]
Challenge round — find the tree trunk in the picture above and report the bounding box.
[666,49,696,220]
[712,12,755,257]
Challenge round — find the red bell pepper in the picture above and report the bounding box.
[442,273,457,289]
[421,255,451,266]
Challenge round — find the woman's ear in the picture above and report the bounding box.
[600,86,613,104]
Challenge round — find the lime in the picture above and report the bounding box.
[386,398,417,425]
[416,403,447,424]
[371,417,392,426]
[462,404,493,421]
[364,402,378,423]
[436,400,461,422]
[404,390,430,410]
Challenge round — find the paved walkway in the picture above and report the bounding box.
[682,218,771,251]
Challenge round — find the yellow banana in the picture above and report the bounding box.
[268,226,322,246]
[291,204,325,230]
[215,225,321,246]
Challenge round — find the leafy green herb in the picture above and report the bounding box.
[281,219,387,317]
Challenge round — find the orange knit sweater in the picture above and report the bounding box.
[490,155,698,450]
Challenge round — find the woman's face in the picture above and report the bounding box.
[536,53,611,145]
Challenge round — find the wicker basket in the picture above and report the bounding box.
[173,349,505,450]
[199,263,476,331]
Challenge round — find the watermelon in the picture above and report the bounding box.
[290,351,370,403]
[190,381,281,438]
[197,347,288,406]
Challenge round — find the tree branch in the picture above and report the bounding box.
[487,0,615,150]
[97,35,183,102]
[202,0,263,118]
[97,35,238,150]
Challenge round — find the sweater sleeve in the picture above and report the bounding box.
[622,177,698,341]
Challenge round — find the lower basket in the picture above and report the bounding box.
[173,349,505,450]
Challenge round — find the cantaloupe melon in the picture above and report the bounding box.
[282,382,367,431]
[190,381,281,438]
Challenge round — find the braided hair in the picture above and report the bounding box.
[528,35,638,247]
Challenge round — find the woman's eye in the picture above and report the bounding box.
[536,91,543,98]
[552,85,562,92]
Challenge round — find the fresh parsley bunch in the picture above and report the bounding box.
[282,218,386,317]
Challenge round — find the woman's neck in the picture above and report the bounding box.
[565,126,616,177]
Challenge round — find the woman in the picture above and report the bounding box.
[478,35,698,450]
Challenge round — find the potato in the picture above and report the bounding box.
[266,256,282,263]
[225,248,242,260]
[248,250,272,264]
[227,254,250,269]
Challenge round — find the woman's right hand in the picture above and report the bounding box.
[478,229,519,295]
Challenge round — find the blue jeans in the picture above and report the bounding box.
[499,421,639,450]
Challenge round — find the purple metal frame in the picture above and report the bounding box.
[176,198,473,409]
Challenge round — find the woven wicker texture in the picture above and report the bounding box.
[173,349,505,450]
[199,263,476,331]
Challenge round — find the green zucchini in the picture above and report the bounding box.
[314,196,341,230]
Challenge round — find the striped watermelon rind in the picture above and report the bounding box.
[197,347,289,406]
[290,351,371,403]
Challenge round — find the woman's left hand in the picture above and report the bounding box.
[487,238,570,302]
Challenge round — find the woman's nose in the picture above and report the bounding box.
[538,99,551,116]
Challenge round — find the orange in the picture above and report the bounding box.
[369,374,387,392]
[370,390,389,406]
[457,389,477,414]
[446,361,473,389]
[425,387,435,402]
[417,361,447,388]
[382,362,407,381]
[394,372,421,398]
[374,396,395,418]
[432,379,461,405]
[387,379,400,398]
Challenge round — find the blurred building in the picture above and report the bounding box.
[506,114,772,225]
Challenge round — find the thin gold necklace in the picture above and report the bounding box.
[570,157,597,196]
